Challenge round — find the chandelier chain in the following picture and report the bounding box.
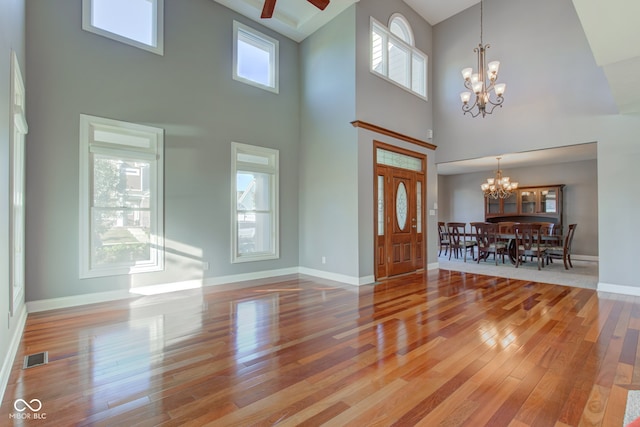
[480,0,483,46]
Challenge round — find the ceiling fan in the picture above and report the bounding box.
[261,0,330,19]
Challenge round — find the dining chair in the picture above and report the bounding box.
[497,221,517,246]
[471,222,506,265]
[498,221,516,235]
[514,223,546,270]
[438,221,450,256]
[537,222,558,244]
[537,222,554,238]
[546,224,577,269]
[447,222,476,262]
[531,222,557,260]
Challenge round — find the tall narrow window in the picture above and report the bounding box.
[79,114,164,278]
[9,51,28,315]
[370,15,428,99]
[231,142,279,263]
[82,0,164,55]
[233,21,279,93]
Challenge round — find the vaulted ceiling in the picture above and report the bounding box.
[216,0,634,171]
[404,0,640,115]
[218,0,640,115]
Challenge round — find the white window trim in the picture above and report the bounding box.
[370,16,428,101]
[9,51,28,316]
[79,114,164,278]
[233,21,279,94]
[231,142,280,263]
[82,0,164,56]
[389,13,414,45]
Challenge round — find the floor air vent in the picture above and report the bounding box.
[23,352,48,369]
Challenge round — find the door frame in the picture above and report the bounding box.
[373,141,426,280]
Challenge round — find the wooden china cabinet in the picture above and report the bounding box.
[484,184,565,230]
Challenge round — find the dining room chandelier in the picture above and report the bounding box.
[481,157,518,199]
[460,0,506,118]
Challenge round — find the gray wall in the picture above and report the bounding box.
[1,0,26,398]
[25,0,300,300]
[355,0,433,141]
[433,0,640,289]
[438,159,598,256]
[434,0,617,162]
[298,6,358,278]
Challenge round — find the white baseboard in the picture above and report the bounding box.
[25,267,330,313]
[0,303,28,404]
[597,282,640,296]
[203,268,300,287]
[298,267,374,286]
[27,289,133,313]
[573,254,599,262]
[428,262,439,270]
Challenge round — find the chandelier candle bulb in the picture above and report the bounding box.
[488,61,500,75]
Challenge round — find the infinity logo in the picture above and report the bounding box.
[14,399,43,412]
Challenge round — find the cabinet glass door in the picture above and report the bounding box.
[540,189,557,213]
[520,191,537,213]
[487,197,500,214]
[504,193,517,213]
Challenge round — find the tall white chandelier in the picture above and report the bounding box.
[460,0,506,118]
[481,157,518,199]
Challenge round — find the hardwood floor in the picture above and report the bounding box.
[1,270,639,426]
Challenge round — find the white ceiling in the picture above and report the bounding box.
[213,0,360,42]
[571,0,640,114]
[403,0,479,25]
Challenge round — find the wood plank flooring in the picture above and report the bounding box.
[1,270,639,426]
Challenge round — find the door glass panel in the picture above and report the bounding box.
[377,175,384,235]
[540,189,556,213]
[376,148,422,171]
[416,181,422,232]
[396,182,408,230]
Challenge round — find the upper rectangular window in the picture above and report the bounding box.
[370,16,428,100]
[82,0,164,55]
[231,142,279,263]
[79,114,164,278]
[233,21,279,93]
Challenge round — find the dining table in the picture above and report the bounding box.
[489,232,562,265]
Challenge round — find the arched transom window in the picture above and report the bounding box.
[371,14,427,99]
